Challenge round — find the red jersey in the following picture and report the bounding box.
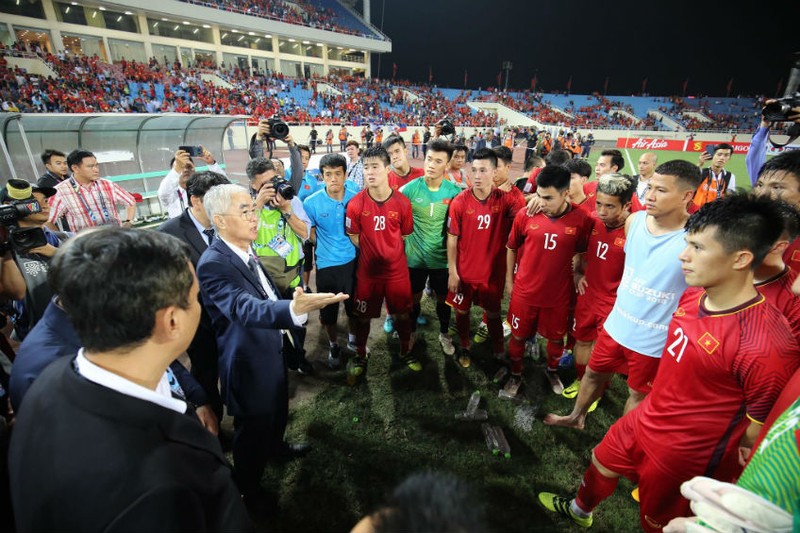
[346,190,413,281]
[582,219,626,314]
[630,193,646,212]
[783,237,800,269]
[506,204,593,307]
[388,167,424,191]
[448,188,524,284]
[636,287,800,476]
[755,267,800,342]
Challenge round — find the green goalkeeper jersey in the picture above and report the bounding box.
[400,177,462,270]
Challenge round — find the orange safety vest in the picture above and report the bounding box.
[412,132,420,144]
[691,168,732,210]
[339,129,347,141]
[375,131,383,143]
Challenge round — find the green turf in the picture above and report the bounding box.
[249,295,643,533]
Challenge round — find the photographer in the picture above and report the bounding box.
[249,119,304,193]
[746,100,800,185]
[0,179,70,340]
[247,157,313,375]
[158,146,225,219]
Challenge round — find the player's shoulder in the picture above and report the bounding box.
[391,189,413,206]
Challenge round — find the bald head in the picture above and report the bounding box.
[638,152,658,180]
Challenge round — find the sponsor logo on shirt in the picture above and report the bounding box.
[698,332,720,355]
[674,307,686,317]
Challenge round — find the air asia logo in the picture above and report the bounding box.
[630,138,669,150]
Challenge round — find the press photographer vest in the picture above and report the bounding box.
[252,208,302,296]
[692,168,732,210]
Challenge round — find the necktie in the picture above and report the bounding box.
[247,255,260,280]
[202,228,215,246]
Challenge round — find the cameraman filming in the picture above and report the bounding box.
[247,157,313,375]
[0,179,70,340]
[249,119,304,193]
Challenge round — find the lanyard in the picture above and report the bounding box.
[71,177,112,224]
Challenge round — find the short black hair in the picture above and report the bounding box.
[713,143,734,155]
[545,149,571,167]
[655,159,703,191]
[757,149,800,184]
[319,153,347,174]
[383,134,406,150]
[524,155,545,173]
[187,170,230,198]
[346,139,361,149]
[492,146,512,165]
[452,144,468,155]
[472,148,497,168]
[297,144,311,156]
[774,199,800,241]
[600,149,625,171]
[362,145,390,167]
[685,192,783,269]
[427,139,454,160]
[49,228,194,352]
[66,149,95,171]
[246,157,277,181]
[41,149,65,165]
[564,159,592,179]
[371,471,485,533]
[536,164,571,192]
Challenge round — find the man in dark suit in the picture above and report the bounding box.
[9,228,252,532]
[197,183,346,512]
[158,170,230,421]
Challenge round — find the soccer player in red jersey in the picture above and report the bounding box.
[505,165,594,395]
[563,173,635,403]
[345,145,417,382]
[752,150,800,269]
[565,159,596,217]
[446,148,524,368]
[539,193,800,532]
[385,135,425,191]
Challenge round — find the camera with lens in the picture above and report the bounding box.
[437,118,456,136]
[761,93,800,122]
[0,200,48,254]
[268,176,295,200]
[262,117,290,140]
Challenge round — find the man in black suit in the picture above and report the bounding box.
[9,228,253,532]
[197,183,346,513]
[159,170,230,421]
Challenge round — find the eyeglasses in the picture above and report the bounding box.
[220,208,258,220]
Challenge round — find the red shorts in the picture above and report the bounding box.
[588,327,660,394]
[446,280,502,313]
[354,275,412,319]
[572,295,612,342]
[593,409,692,532]
[506,293,569,340]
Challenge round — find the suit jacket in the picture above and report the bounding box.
[158,208,210,267]
[9,300,208,412]
[197,238,295,418]
[9,357,253,532]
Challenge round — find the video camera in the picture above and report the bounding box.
[0,200,48,254]
[262,118,290,140]
[763,52,800,148]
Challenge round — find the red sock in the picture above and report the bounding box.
[396,316,411,353]
[576,363,587,380]
[545,338,564,370]
[456,312,471,348]
[508,336,525,374]
[487,315,504,354]
[575,462,619,512]
[356,320,370,356]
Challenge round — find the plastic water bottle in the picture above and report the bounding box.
[455,408,487,421]
[481,423,499,454]
[465,390,481,415]
[494,426,511,459]
[492,367,508,384]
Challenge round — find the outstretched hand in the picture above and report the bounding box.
[291,286,348,315]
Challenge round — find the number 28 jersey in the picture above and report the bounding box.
[346,190,413,281]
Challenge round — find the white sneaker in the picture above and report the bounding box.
[545,369,564,395]
[438,333,456,355]
[346,342,370,355]
[502,320,512,337]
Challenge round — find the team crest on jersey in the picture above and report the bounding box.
[466,208,475,215]
[388,211,399,219]
[565,227,576,235]
[528,224,539,231]
[674,307,686,317]
[614,237,625,247]
[491,205,500,212]
[362,210,370,217]
[443,198,451,205]
[414,197,423,203]
[698,332,720,354]
[792,250,800,262]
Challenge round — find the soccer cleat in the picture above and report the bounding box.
[525,338,540,361]
[558,349,574,369]
[346,342,370,355]
[328,344,342,370]
[502,319,512,337]
[438,333,456,356]
[456,347,472,368]
[562,379,580,399]
[383,315,395,333]
[346,356,368,385]
[587,397,600,413]
[400,353,422,372]
[472,322,489,344]
[537,493,593,528]
[545,369,564,395]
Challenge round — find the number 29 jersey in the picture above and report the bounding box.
[346,189,413,281]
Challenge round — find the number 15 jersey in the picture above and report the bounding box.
[346,189,413,281]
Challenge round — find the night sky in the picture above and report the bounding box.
[366,0,798,98]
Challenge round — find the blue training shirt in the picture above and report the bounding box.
[304,186,357,269]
